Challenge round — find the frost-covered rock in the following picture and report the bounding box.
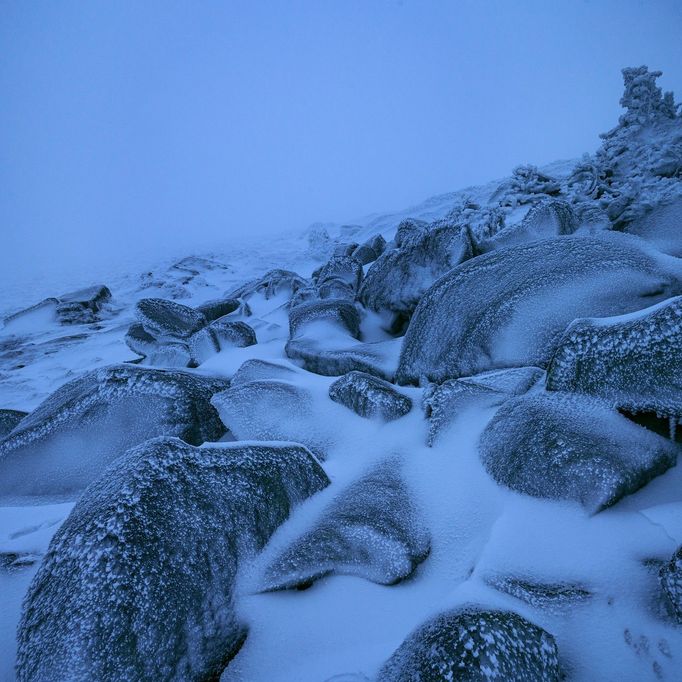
[624,196,682,257]
[211,380,331,457]
[195,297,240,322]
[318,277,356,301]
[660,545,682,623]
[0,408,26,438]
[546,295,682,422]
[289,299,360,339]
[329,371,412,421]
[316,255,363,291]
[377,606,560,682]
[0,365,228,502]
[230,359,299,386]
[332,242,360,257]
[359,223,475,332]
[397,233,682,384]
[136,298,207,339]
[486,575,591,615]
[124,322,159,358]
[352,234,386,265]
[16,437,329,682]
[207,318,257,349]
[424,367,543,446]
[394,219,428,248]
[479,391,678,513]
[261,461,429,590]
[228,269,307,302]
[55,285,112,325]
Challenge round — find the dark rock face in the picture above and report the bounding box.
[207,319,257,349]
[397,233,682,385]
[0,408,27,438]
[316,255,363,291]
[329,371,412,421]
[478,392,678,513]
[261,461,429,590]
[230,359,299,386]
[377,606,560,682]
[195,297,240,322]
[359,224,475,331]
[424,367,543,446]
[0,365,228,502]
[288,300,360,339]
[660,545,682,623]
[135,298,207,339]
[16,437,329,682]
[546,295,682,421]
[352,234,386,265]
[55,285,112,325]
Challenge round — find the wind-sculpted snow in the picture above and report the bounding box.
[423,367,543,445]
[479,392,678,513]
[377,606,560,682]
[211,380,332,457]
[261,461,429,590]
[625,197,682,257]
[0,365,228,502]
[660,545,682,623]
[397,233,682,385]
[0,408,26,438]
[328,371,412,421]
[289,299,361,339]
[359,223,475,332]
[230,359,299,386]
[546,296,682,421]
[136,297,207,339]
[16,437,329,682]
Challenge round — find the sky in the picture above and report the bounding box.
[1,0,682,291]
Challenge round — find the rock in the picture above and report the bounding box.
[187,326,220,366]
[394,219,428,248]
[352,234,386,265]
[0,408,27,438]
[136,298,207,339]
[660,545,682,623]
[359,224,475,332]
[397,233,682,385]
[55,285,112,325]
[478,391,678,513]
[332,242,359,257]
[16,437,329,682]
[424,367,543,446]
[211,380,331,457]
[546,295,682,424]
[318,277,356,301]
[228,269,307,301]
[329,371,412,421]
[261,460,429,590]
[195,297,240,322]
[289,300,360,339]
[0,365,228,502]
[230,359,299,386]
[316,255,363,291]
[377,606,560,682]
[207,319,257,349]
[485,574,591,614]
[624,198,682,257]
[124,322,159,358]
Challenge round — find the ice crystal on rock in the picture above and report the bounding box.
[288,300,361,339]
[328,371,412,421]
[478,391,678,513]
[485,575,591,614]
[16,437,329,682]
[660,545,682,623]
[316,255,363,291]
[377,606,560,682]
[352,234,386,265]
[230,359,299,386]
[227,268,308,302]
[136,297,207,339]
[0,408,27,438]
[195,297,240,322]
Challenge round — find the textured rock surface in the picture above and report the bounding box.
[0,365,228,502]
[136,298,207,339]
[316,255,363,290]
[262,461,429,590]
[16,437,329,682]
[0,408,27,438]
[479,391,678,513]
[397,233,682,384]
[230,359,299,386]
[486,574,591,614]
[546,295,682,420]
[195,297,240,322]
[228,268,307,301]
[378,606,560,682]
[289,299,360,339]
[329,371,412,421]
[55,285,112,325]
[660,545,682,623]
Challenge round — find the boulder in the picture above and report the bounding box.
[135,298,207,339]
[316,255,363,290]
[55,285,112,325]
[227,269,307,301]
[660,545,682,623]
[485,574,591,614]
[0,408,27,438]
[195,297,240,322]
[230,359,299,386]
[378,606,560,682]
[329,371,412,421]
[478,391,678,513]
[0,365,228,502]
[288,300,360,339]
[352,234,386,265]
[397,233,682,384]
[16,437,329,682]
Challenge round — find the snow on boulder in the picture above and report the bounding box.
[397,232,682,385]
[624,197,682,257]
[0,365,228,503]
[227,269,307,302]
[546,295,682,423]
[478,391,678,514]
[424,366,543,446]
[0,408,27,438]
[230,359,299,386]
[328,371,412,421]
[54,285,112,325]
[352,234,386,265]
[195,297,240,322]
[377,606,560,682]
[261,460,429,590]
[359,223,475,333]
[316,255,363,291]
[318,277,356,301]
[136,297,207,339]
[16,437,329,682]
[660,545,682,623]
[188,319,257,366]
[288,299,361,339]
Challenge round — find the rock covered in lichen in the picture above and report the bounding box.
[16,437,329,682]
[329,371,412,421]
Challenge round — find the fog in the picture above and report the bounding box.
[1,0,681,294]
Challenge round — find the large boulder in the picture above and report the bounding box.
[397,233,682,384]
[261,460,429,590]
[624,198,682,257]
[195,297,240,322]
[478,391,678,513]
[230,359,299,386]
[135,298,207,339]
[359,224,475,333]
[546,295,682,423]
[660,545,682,623]
[55,285,112,325]
[288,299,360,339]
[377,606,560,682]
[329,371,412,421]
[0,365,228,502]
[316,255,363,291]
[352,234,386,265]
[16,437,329,682]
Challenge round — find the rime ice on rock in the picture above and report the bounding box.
[288,299,361,339]
[377,606,560,682]
[0,365,228,502]
[328,371,412,421]
[660,545,682,623]
[485,574,591,614]
[424,367,543,446]
[352,234,386,265]
[261,460,429,590]
[316,255,363,291]
[227,268,308,301]
[546,295,682,423]
[230,359,299,386]
[396,233,682,385]
[479,392,678,514]
[0,408,27,439]
[136,298,207,339]
[16,437,329,682]
[195,297,240,322]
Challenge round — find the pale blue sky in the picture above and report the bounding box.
[1,1,681,284]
